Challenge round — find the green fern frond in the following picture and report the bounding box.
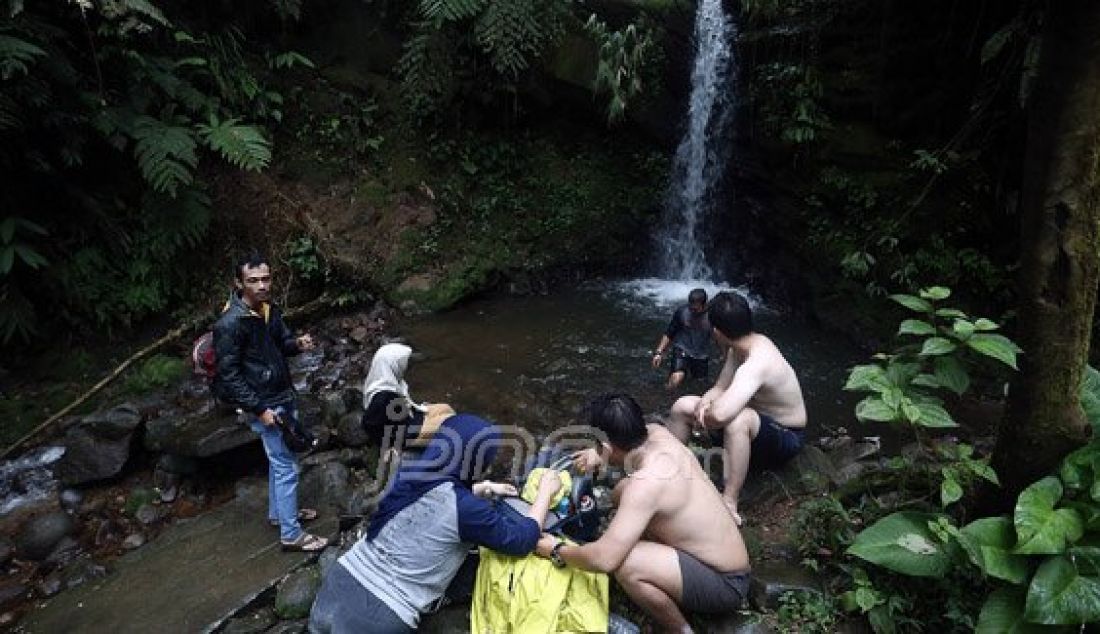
[196,115,271,172]
[0,34,46,80]
[474,0,557,77]
[132,116,198,197]
[420,0,486,23]
[101,0,170,27]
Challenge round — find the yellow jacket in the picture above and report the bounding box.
[471,468,608,633]
[471,544,608,633]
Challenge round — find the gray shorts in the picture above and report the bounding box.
[677,549,750,613]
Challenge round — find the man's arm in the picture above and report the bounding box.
[270,309,303,357]
[698,348,737,410]
[708,360,763,424]
[539,478,657,573]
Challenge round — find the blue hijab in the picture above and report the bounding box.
[367,413,501,539]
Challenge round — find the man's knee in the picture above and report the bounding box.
[725,409,760,438]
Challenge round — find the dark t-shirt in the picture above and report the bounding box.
[361,390,424,445]
[666,305,712,360]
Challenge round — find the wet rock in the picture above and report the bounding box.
[144,403,255,458]
[748,560,825,610]
[63,557,108,589]
[45,535,81,566]
[349,326,370,344]
[135,503,165,526]
[157,453,200,475]
[0,538,12,566]
[153,466,181,503]
[95,519,122,546]
[299,463,350,514]
[342,387,363,413]
[299,450,343,468]
[54,404,142,486]
[0,581,27,610]
[342,486,379,518]
[274,565,321,620]
[121,533,145,550]
[36,573,62,598]
[223,607,276,634]
[320,391,348,426]
[336,412,368,448]
[692,610,772,633]
[265,620,307,634]
[741,446,837,512]
[59,489,83,514]
[17,511,76,560]
[825,436,881,470]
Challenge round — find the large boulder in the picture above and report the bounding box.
[299,462,350,515]
[144,401,254,458]
[54,404,142,486]
[16,511,76,561]
[274,566,321,620]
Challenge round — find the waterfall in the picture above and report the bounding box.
[657,0,736,282]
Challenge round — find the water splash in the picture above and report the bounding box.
[0,445,65,515]
[658,0,736,281]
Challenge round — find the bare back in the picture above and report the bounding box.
[615,425,749,572]
[723,333,807,429]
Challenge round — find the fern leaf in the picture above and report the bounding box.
[420,0,485,23]
[132,116,198,196]
[102,0,170,26]
[0,93,20,131]
[0,34,46,80]
[196,115,271,172]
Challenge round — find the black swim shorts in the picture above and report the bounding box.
[749,413,804,470]
[669,348,708,380]
[677,549,750,613]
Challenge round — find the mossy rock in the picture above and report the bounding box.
[274,565,322,620]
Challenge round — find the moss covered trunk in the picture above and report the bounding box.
[994,0,1100,495]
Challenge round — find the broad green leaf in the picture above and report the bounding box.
[974,318,1000,331]
[967,333,1022,370]
[890,294,932,313]
[845,364,891,393]
[885,361,920,385]
[1068,540,1100,576]
[868,605,897,634]
[882,387,903,409]
[1025,556,1100,624]
[941,470,963,506]
[953,319,976,338]
[1014,477,1084,555]
[969,460,1000,484]
[856,396,898,423]
[936,308,967,319]
[847,512,955,577]
[1080,366,1100,430]
[1065,501,1100,532]
[916,402,957,428]
[12,245,45,268]
[981,24,1014,65]
[1059,442,1100,491]
[921,337,956,356]
[911,373,941,389]
[902,402,921,424]
[899,319,936,336]
[959,517,1029,584]
[0,246,12,274]
[976,588,1063,633]
[933,356,970,395]
[920,286,951,300]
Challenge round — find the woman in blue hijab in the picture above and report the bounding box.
[309,414,562,633]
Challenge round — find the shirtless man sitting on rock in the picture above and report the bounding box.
[541,393,750,633]
[667,291,807,526]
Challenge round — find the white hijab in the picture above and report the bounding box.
[362,343,425,411]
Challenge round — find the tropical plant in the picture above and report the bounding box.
[584,14,658,124]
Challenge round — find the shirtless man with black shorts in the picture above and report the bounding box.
[667,291,807,526]
[540,394,750,633]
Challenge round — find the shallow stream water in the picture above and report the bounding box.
[400,279,867,443]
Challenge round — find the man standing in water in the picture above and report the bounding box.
[667,291,807,525]
[552,394,750,633]
[214,252,328,552]
[652,288,712,391]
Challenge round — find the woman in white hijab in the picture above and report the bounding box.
[361,343,453,448]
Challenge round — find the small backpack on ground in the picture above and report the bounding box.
[191,331,217,381]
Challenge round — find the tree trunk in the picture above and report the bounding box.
[993,1,1100,496]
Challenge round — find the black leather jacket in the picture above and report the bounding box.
[212,293,301,414]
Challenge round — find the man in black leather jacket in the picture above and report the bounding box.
[213,252,328,552]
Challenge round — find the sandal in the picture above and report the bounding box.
[269,508,320,527]
[281,532,329,552]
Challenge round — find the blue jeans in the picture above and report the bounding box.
[249,403,302,542]
[310,563,412,633]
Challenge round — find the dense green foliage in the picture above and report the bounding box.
[0,0,302,341]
